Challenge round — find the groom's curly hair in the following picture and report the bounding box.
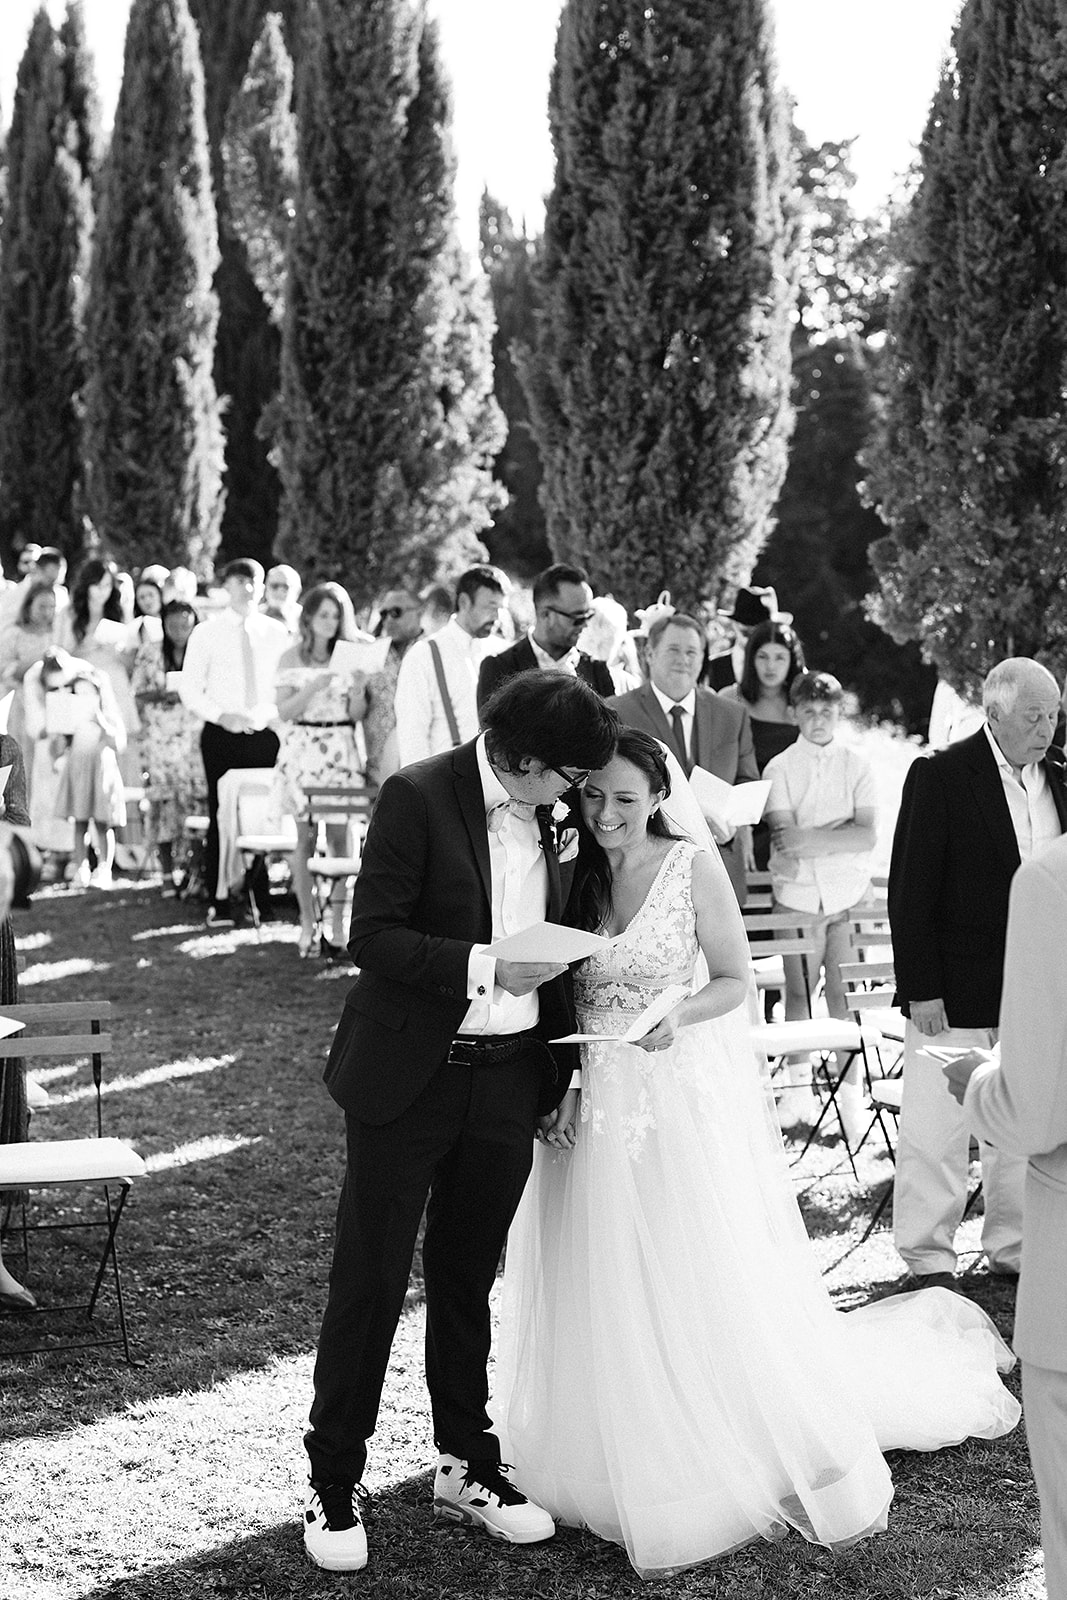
[482,670,618,774]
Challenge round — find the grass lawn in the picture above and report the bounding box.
[0,725,1047,1600]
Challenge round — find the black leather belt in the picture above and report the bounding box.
[447,1033,530,1067]
[295,720,351,727]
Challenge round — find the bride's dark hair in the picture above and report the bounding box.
[573,728,685,932]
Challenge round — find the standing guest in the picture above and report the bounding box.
[888,657,1067,1291]
[608,612,758,904]
[263,564,303,632]
[357,585,423,787]
[578,596,641,694]
[477,563,614,711]
[300,671,618,1572]
[131,600,204,897]
[420,584,454,637]
[0,546,67,635]
[764,672,878,1137]
[275,583,367,958]
[0,544,42,633]
[721,619,806,868]
[20,651,78,865]
[702,585,785,691]
[178,559,289,925]
[125,573,165,656]
[45,654,127,889]
[0,582,59,791]
[393,565,507,767]
[56,557,140,774]
[944,835,1067,1600]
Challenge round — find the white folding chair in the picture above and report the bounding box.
[304,784,376,950]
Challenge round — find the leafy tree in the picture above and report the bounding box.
[478,192,550,580]
[522,0,797,612]
[222,12,297,325]
[868,0,1067,694]
[276,0,503,601]
[755,135,935,730]
[85,0,225,574]
[0,4,98,563]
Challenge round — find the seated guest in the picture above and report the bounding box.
[477,563,614,711]
[394,565,507,765]
[720,619,807,868]
[276,583,367,958]
[609,611,758,903]
[179,560,290,925]
[131,600,204,896]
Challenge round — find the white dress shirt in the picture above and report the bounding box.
[650,682,696,761]
[178,607,289,730]
[528,632,581,675]
[393,617,490,766]
[765,736,877,914]
[460,736,548,1035]
[984,724,1062,862]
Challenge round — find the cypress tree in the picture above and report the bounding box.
[276,0,502,600]
[85,0,225,574]
[523,0,797,612]
[0,5,97,560]
[869,0,1067,690]
[479,193,551,580]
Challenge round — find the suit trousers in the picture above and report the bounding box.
[893,1022,1025,1275]
[200,720,279,910]
[305,1047,543,1486]
[1023,1362,1067,1600]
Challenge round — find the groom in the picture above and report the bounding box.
[302,670,618,1571]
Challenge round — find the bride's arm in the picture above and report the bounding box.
[635,851,749,1049]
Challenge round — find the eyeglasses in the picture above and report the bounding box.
[547,765,590,789]
[379,606,417,620]
[545,605,595,625]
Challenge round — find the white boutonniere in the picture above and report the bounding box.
[550,798,570,825]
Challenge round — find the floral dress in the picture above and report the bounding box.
[130,640,205,847]
[276,667,362,817]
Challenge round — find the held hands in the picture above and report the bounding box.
[909,997,949,1037]
[495,959,567,997]
[537,1088,579,1149]
[943,1050,994,1106]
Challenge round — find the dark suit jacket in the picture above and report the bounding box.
[324,738,579,1124]
[888,729,1067,1027]
[477,637,615,714]
[606,683,758,902]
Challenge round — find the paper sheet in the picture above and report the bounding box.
[919,1045,992,1063]
[689,767,771,829]
[0,1014,26,1040]
[551,983,690,1044]
[330,636,392,677]
[484,923,615,963]
[44,693,96,735]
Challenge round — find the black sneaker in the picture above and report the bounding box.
[303,1480,368,1571]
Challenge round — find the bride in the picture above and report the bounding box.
[493,727,1019,1578]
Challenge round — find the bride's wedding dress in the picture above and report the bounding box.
[493,840,1019,1578]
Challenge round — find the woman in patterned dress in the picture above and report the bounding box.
[275,583,367,958]
[131,600,204,896]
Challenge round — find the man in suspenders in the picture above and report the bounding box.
[393,566,508,767]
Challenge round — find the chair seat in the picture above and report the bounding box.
[308,855,362,876]
[869,1079,903,1111]
[236,831,297,853]
[184,815,209,837]
[752,1018,863,1054]
[751,955,786,987]
[0,1137,146,1188]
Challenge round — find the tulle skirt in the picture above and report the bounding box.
[493,1003,1018,1578]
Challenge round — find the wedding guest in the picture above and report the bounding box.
[721,618,806,870]
[0,543,42,633]
[944,834,1067,1600]
[263,564,303,633]
[301,671,618,1572]
[578,596,641,694]
[44,654,127,889]
[702,585,786,691]
[179,559,289,924]
[477,564,614,711]
[889,657,1067,1291]
[20,651,78,864]
[125,573,165,657]
[357,584,423,787]
[276,582,366,958]
[131,600,204,896]
[56,557,140,781]
[393,565,508,766]
[764,672,878,1138]
[0,582,58,792]
[608,612,758,904]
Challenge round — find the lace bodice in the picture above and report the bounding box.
[574,841,699,1032]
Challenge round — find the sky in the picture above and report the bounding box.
[0,0,963,242]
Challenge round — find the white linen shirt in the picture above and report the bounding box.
[178,607,289,731]
[460,735,548,1035]
[528,632,580,675]
[983,723,1062,863]
[393,617,490,766]
[765,736,877,914]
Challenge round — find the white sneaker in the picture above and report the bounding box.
[303,1481,368,1571]
[89,865,113,890]
[433,1454,554,1544]
[72,860,92,888]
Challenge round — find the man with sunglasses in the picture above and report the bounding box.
[302,670,618,1570]
[355,586,424,785]
[477,562,614,713]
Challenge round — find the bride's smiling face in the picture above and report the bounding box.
[581,756,663,847]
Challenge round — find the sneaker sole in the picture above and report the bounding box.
[433,1496,555,1544]
[303,1535,368,1573]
